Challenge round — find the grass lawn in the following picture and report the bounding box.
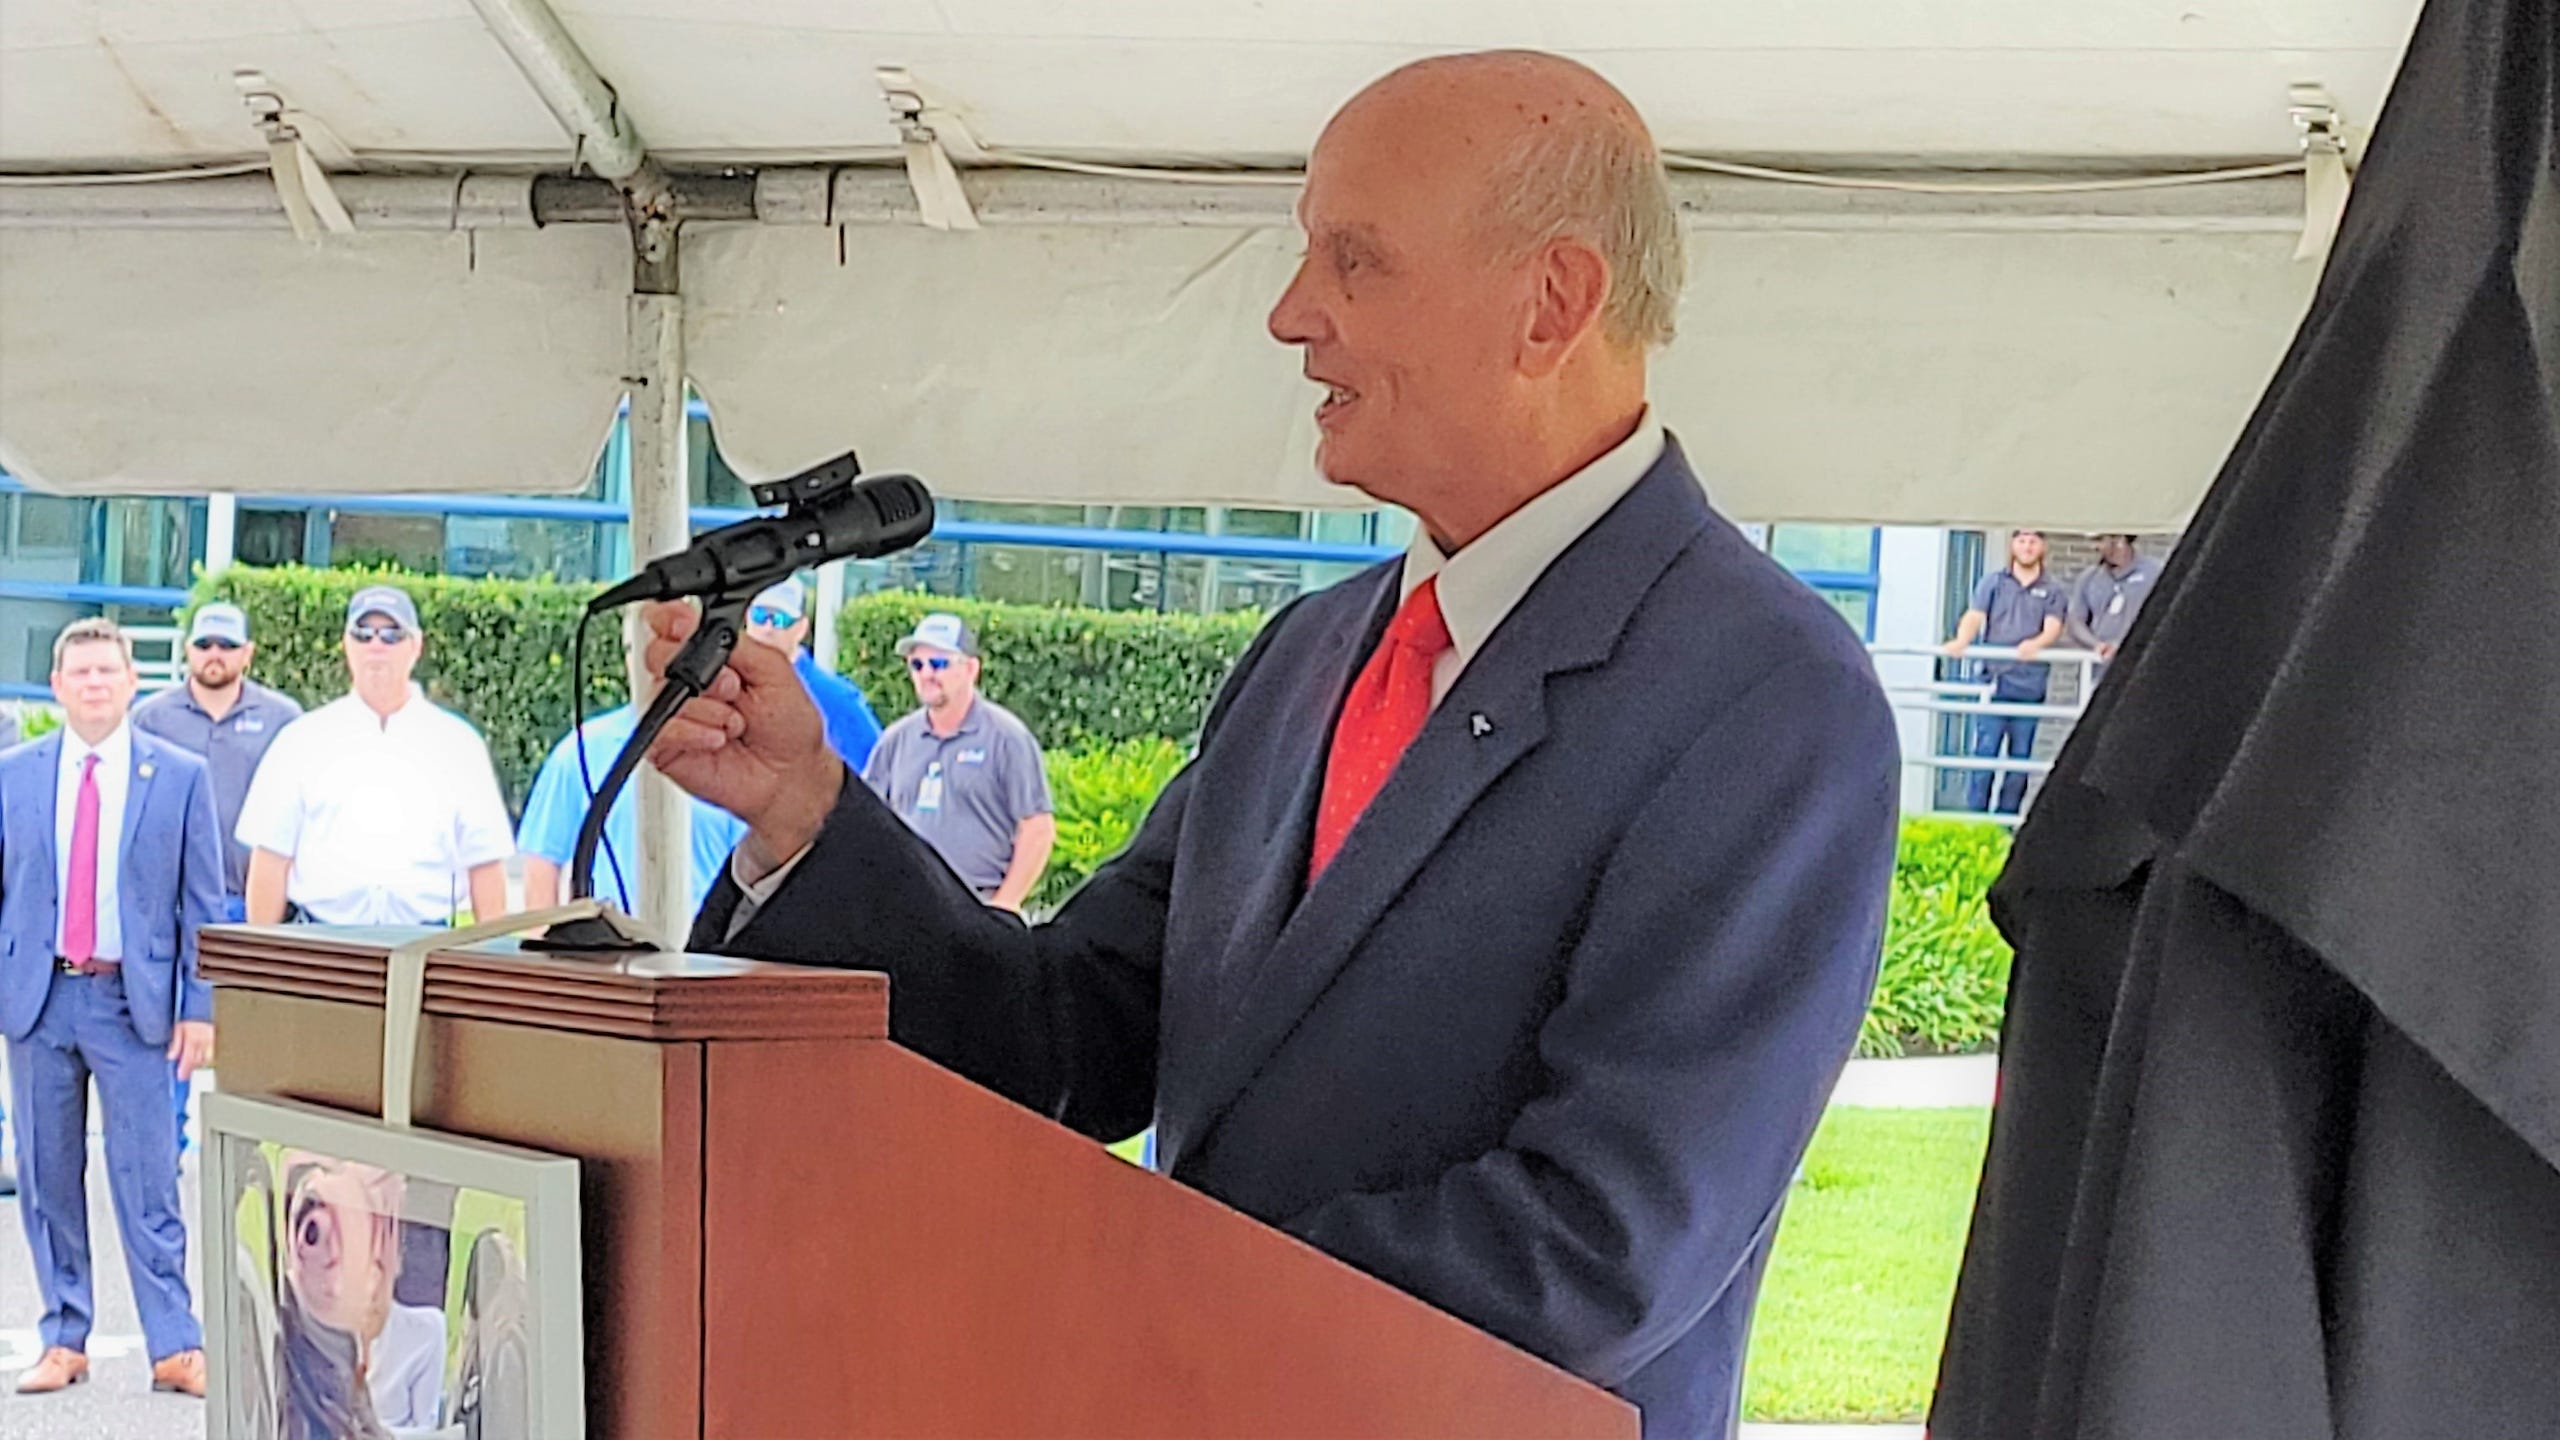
[1741,1106,1992,1424]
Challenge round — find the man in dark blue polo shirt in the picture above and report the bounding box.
[1941,529,2066,814]
[130,602,304,1149]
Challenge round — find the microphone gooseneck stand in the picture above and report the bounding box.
[529,587,757,953]
[526,451,934,954]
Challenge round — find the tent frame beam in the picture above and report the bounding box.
[466,0,700,938]
[0,168,2307,235]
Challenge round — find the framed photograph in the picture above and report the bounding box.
[201,1092,585,1440]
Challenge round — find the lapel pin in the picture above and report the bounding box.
[1469,713,1494,738]
[138,762,155,779]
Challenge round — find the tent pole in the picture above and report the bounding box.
[205,493,238,574]
[814,561,847,675]
[623,207,693,942]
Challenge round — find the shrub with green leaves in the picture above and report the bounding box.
[1033,736,1191,911]
[186,568,1269,814]
[1861,819,2015,1057]
[12,705,62,742]
[840,593,1262,752]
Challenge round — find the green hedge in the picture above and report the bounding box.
[838,594,1263,752]
[193,566,622,811]
[1862,819,2014,1057]
[1034,736,1191,911]
[184,569,1265,811]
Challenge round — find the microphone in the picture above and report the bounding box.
[542,450,938,941]
[589,462,934,613]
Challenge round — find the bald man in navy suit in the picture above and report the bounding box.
[646,52,1899,1438]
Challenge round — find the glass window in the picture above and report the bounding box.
[235,508,310,568]
[330,512,445,573]
[1769,525,1876,576]
[1811,586,1875,637]
[10,493,85,555]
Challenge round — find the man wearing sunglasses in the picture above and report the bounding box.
[859,613,1054,913]
[235,584,513,927]
[130,601,302,1148]
[742,581,882,772]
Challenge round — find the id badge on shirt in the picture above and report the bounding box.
[2108,592,2127,617]
[916,761,945,815]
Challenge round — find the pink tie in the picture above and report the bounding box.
[62,753,100,964]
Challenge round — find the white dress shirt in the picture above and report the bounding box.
[233,687,515,925]
[729,408,1668,920]
[55,723,133,960]
[1399,409,1666,707]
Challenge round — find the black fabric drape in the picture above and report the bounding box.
[1931,0,2559,1432]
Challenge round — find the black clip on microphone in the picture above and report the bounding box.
[529,451,935,953]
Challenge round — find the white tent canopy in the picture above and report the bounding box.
[1,1,2422,528]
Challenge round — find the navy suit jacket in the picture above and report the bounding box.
[698,440,1901,1437]
[0,730,222,1047]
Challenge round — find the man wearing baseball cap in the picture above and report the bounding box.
[861,613,1054,912]
[742,580,882,771]
[131,601,304,1145]
[234,583,514,926]
[132,604,303,914]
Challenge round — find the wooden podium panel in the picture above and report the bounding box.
[202,925,1635,1439]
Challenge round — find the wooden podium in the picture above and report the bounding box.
[201,925,1636,1439]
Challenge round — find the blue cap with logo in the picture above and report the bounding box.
[345,584,421,633]
[895,612,978,658]
[187,603,250,646]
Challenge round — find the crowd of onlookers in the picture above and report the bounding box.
[1938,530,2162,814]
[0,576,1054,1404]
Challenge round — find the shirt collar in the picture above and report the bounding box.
[61,722,132,774]
[1400,408,1666,663]
[178,678,270,719]
[357,683,427,730]
[928,697,985,738]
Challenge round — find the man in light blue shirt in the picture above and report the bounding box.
[517,704,748,913]
[745,580,882,773]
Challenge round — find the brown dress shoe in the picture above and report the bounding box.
[150,1347,207,1398]
[14,1346,87,1394]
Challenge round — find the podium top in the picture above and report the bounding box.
[199,923,886,1043]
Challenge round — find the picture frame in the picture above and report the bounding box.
[200,1091,585,1440]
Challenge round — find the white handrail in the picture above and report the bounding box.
[1869,642,2106,825]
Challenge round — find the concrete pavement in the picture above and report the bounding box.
[0,1131,206,1440]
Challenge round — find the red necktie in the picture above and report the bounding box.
[1311,578,1453,879]
[63,753,100,963]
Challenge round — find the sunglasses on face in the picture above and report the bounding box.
[190,638,242,652]
[347,624,409,646]
[908,656,955,673]
[747,607,796,629]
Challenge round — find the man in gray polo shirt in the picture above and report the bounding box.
[861,614,1055,912]
[2066,533,2165,665]
[1941,529,2067,814]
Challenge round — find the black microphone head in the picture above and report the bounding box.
[829,474,935,558]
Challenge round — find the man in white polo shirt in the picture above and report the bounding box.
[235,584,514,926]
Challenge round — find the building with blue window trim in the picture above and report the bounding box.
[0,406,1899,700]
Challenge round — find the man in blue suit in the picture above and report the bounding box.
[645,52,1898,1438]
[0,618,218,1398]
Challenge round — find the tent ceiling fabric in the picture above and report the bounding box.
[690,223,2316,529]
[0,2,2408,523]
[0,227,630,496]
[3,2,2420,167]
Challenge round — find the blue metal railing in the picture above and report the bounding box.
[0,579,192,608]
[0,473,1396,567]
